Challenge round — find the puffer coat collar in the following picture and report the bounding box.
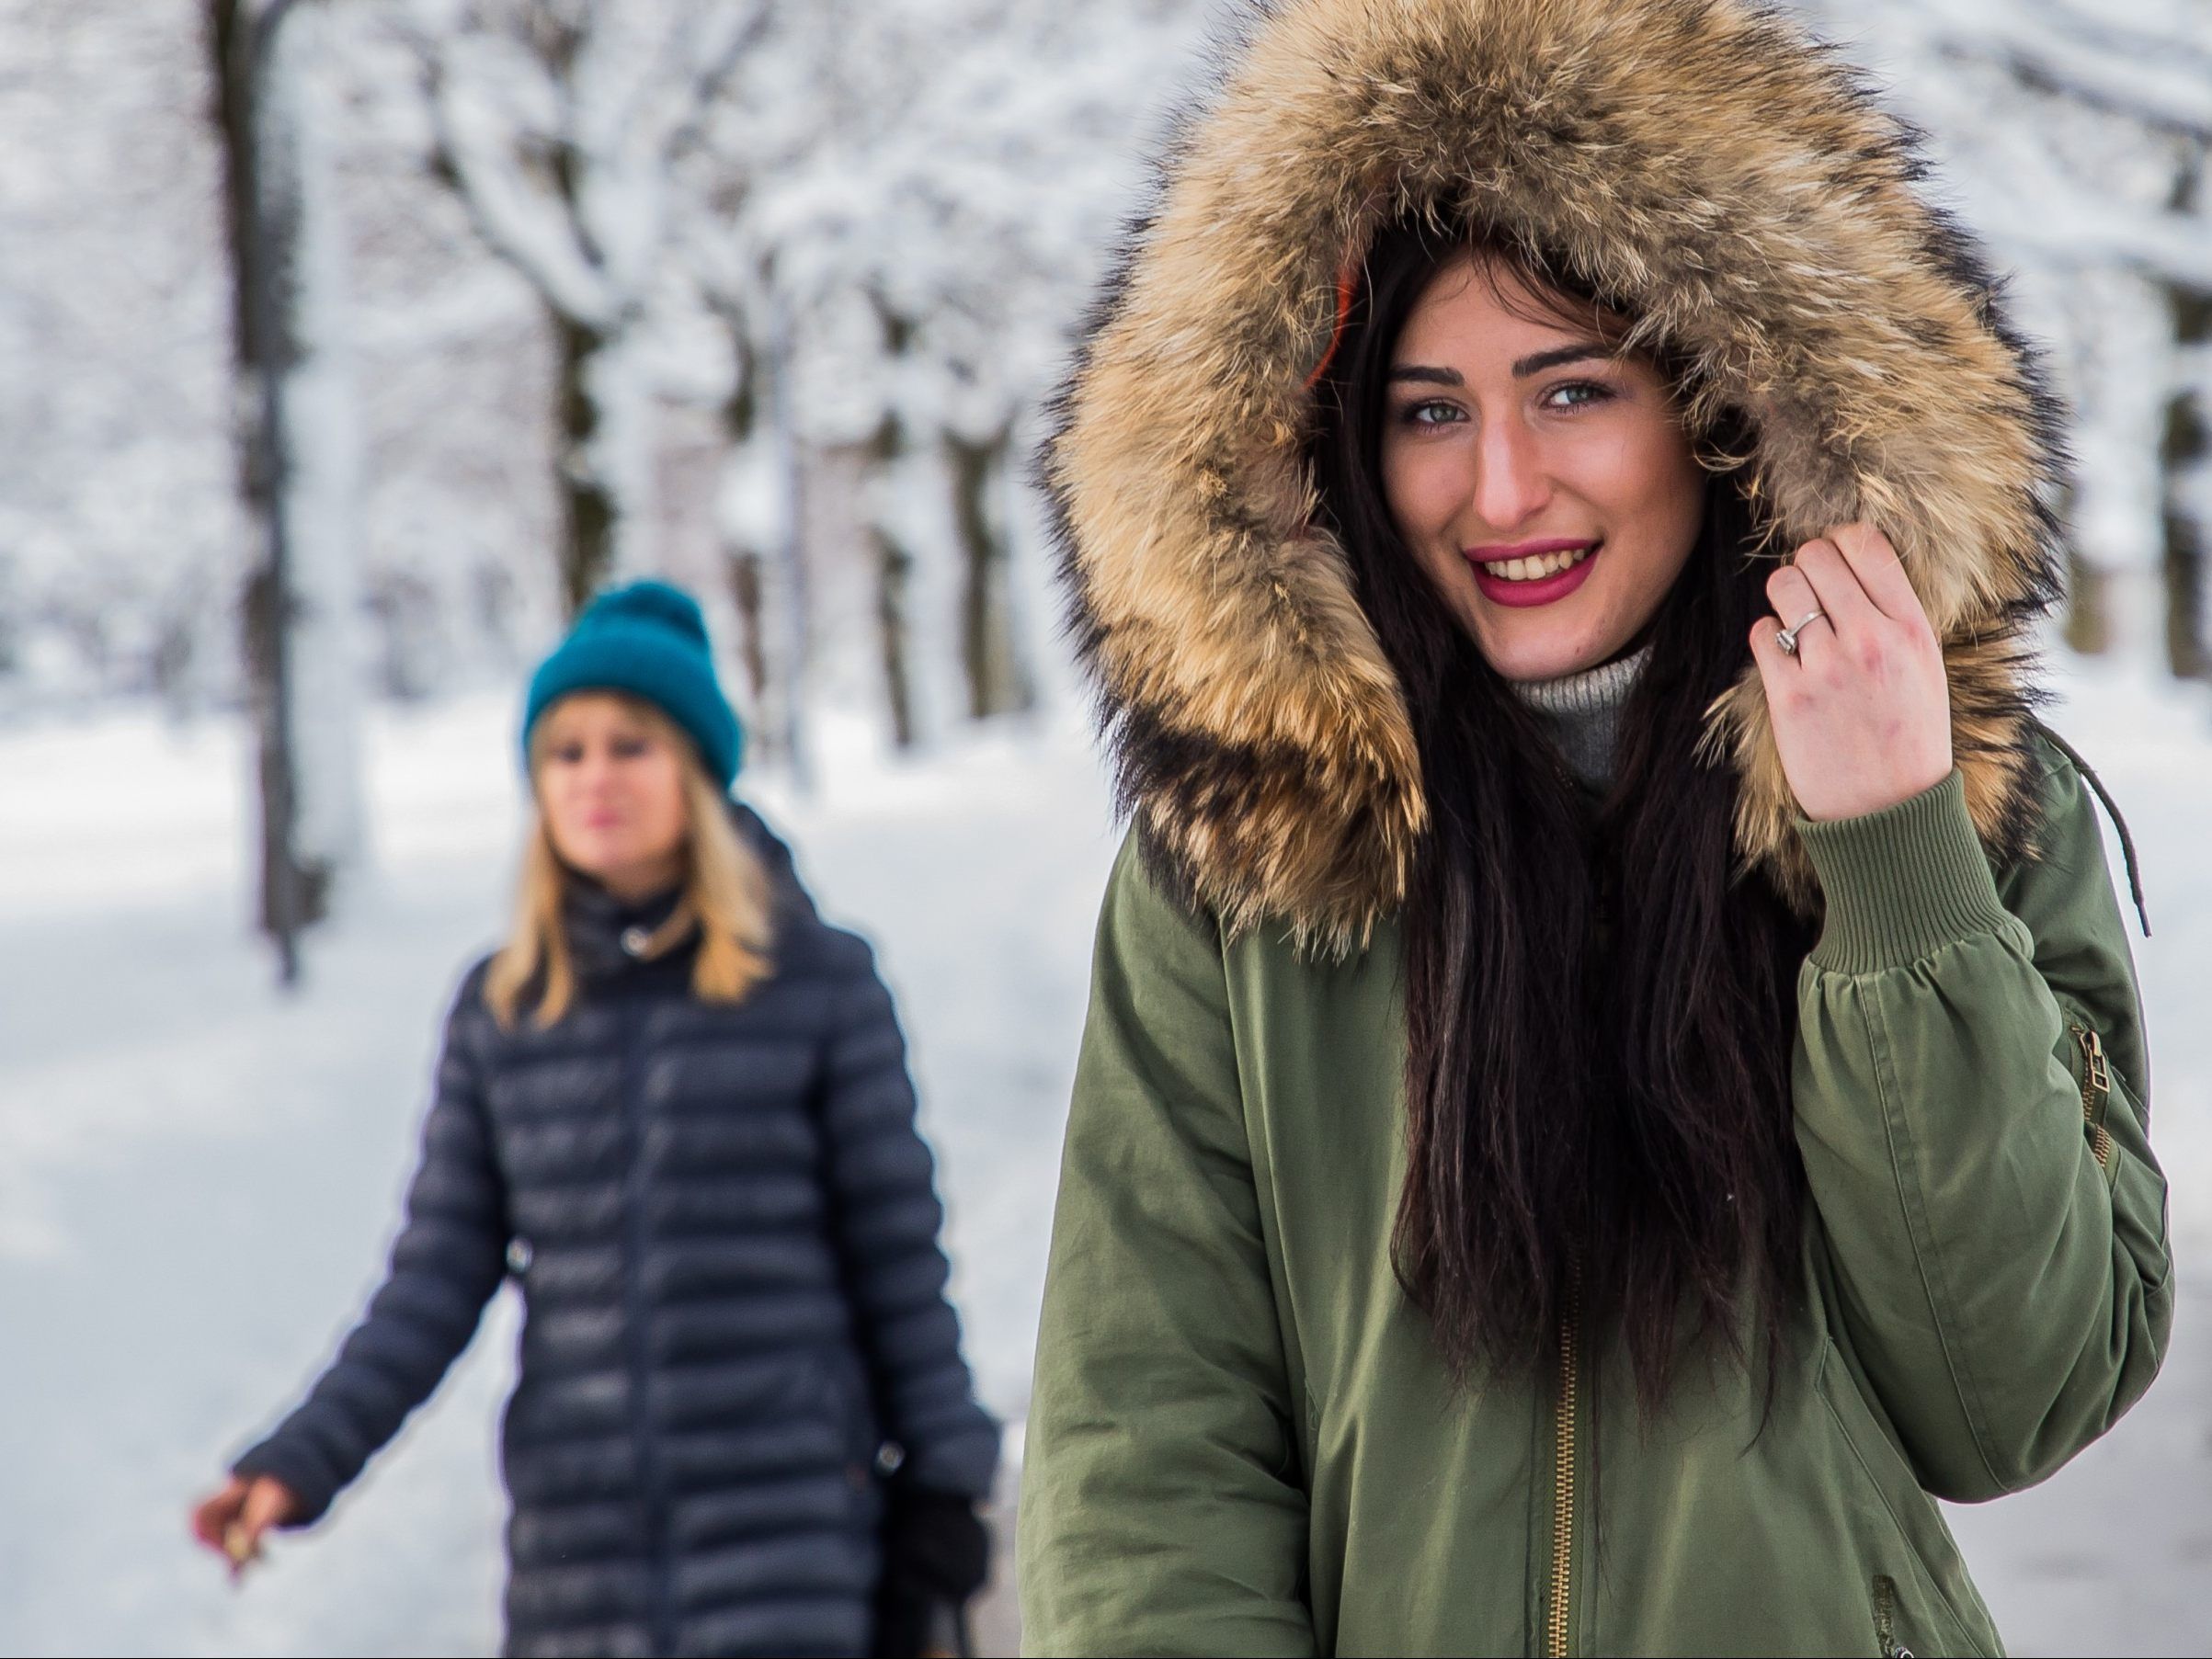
[1045,0,2065,953]
[561,879,689,980]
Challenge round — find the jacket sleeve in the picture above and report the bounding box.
[231,975,511,1525]
[1018,835,1314,1658]
[1791,751,2172,1503]
[817,932,999,1501]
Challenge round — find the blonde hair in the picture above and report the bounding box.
[485,697,775,1029]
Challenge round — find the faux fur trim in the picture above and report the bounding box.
[1046,0,2064,949]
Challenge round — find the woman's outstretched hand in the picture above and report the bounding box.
[1749,522,1953,823]
[189,1473,299,1580]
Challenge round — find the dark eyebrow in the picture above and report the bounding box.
[1387,365,1462,387]
[1385,341,1616,388]
[1511,341,1613,378]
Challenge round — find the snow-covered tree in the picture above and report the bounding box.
[1796,0,2212,669]
[397,0,770,614]
[30,0,2209,816]
[684,0,1199,751]
[0,2,241,716]
[206,0,369,980]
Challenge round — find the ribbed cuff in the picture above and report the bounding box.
[231,1437,336,1528]
[1796,770,2012,973]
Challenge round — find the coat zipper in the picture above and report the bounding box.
[1546,1272,1581,1658]
[619,1006,673,1652]
[2070,1024,2114,1169]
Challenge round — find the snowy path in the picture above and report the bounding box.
[0,698,1118,1655]
[0,667,2204,1655]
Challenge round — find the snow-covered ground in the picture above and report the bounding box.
[0,660,2206,1655]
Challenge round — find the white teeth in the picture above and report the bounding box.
[1482,544,1594,581]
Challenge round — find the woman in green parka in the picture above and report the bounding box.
[1018,1,2173,1655]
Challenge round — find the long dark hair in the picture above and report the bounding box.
[1311,219,1818,1410]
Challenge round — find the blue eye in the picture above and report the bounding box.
[1545,381,1614,410]
[1398,399,1466,428]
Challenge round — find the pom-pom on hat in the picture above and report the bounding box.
[522,580,744,790]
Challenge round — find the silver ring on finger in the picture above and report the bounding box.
[1774,608,1827,657]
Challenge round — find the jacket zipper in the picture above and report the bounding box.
[619,1006,673,1652]
[1546,1273,1580,1658]
[2070,1024,2114,1169]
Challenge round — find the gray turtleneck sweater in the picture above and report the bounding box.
[1511,642,1651,792]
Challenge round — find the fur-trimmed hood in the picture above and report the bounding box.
[1046,0,2064,951]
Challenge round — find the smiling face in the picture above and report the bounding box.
[1377,253,1706,682]
[534,692,690,903]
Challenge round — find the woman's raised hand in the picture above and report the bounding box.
[1749,522,1953,823]
[189,1473,299,1580]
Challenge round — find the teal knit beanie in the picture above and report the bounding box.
[522,580,744,789]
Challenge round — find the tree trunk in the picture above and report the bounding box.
[948,429,1032,720]
[2062,544,2113,656]
[717,326,784,760]
[726,548,770,709]
[2162,289,2210,680]
[871,416,918,749]
[209,0,292,975]
[763,301,810,785]
[2153,61,2211,690]
[555,316,617,615]
[262,3,365,906]
[551,305,660,618]
[207,0,364,983]
[2058,266,2172,658]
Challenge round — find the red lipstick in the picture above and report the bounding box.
[1464,538,1602,608]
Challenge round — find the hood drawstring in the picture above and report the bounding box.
[2033,720,2149,937]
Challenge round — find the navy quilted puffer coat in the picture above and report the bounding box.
[233,807,999,1657]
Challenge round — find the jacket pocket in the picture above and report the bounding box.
[1816,1342,1993,1656]
[1872,1573,1915,1658]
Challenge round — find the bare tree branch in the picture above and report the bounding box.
[1987,197,2212,290]
[408,22,616,327]
[663,0,774,165]
[1921,0,2212,139]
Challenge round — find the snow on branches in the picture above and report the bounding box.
[1796,0,2212,661]
[396,0,771,608]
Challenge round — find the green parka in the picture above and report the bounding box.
[1017,1,2173,1654]
[1022,756,2167,1656]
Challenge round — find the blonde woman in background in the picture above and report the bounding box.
[192,581,998,1658]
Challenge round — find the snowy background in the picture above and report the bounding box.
[0,2,2207,1655]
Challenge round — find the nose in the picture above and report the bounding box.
[1470,415,1553,531]
[573,750,620,796]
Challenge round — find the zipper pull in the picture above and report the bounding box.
[2075,1026,2111,1099]
[2069,1026,2115,1169]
